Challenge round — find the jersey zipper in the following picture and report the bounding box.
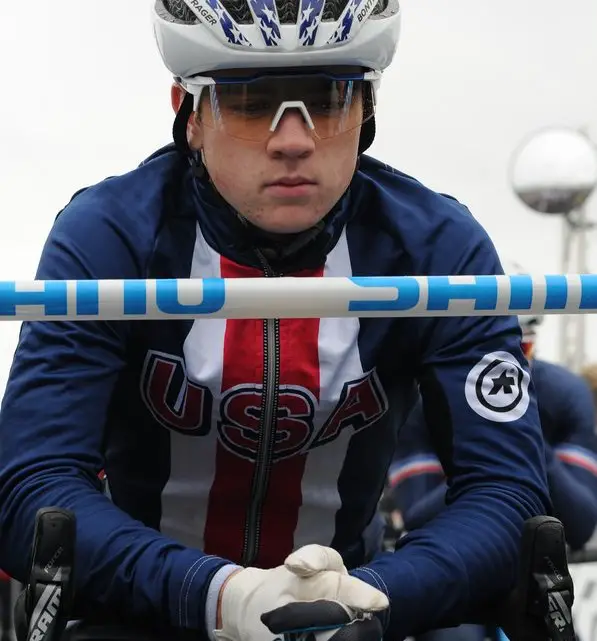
[240,250,281,566]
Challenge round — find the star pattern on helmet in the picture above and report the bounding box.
[204,0,252,45]
[327,0,361,43]
[248,0,281,46]
[299,0,325,45]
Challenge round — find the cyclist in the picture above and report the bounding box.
[0,3,550,641]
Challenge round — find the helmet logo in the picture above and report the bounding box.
[357,0,377,22]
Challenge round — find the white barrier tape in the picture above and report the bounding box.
[0,274,596,321]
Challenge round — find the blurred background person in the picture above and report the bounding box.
[580,363,597,416]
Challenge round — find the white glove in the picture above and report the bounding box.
[213,544,389,641]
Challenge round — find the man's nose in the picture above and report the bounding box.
[266,109,316,158]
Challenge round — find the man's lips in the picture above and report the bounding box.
[265,176,317,187]
[263,176,318,198]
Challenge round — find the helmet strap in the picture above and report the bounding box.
[358,116,375,155]
[173,91,195,156]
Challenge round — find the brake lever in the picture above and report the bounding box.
[23,508,76,641]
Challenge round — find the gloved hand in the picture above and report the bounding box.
[213,545,389,641]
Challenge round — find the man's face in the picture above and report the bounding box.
[172,69,365,234]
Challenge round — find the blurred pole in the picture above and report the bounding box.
[576,205,588,370]
[560,214,572,368]
[560,206,589,372]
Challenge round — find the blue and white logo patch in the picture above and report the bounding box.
[465,351,530,422]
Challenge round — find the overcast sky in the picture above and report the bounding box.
[0,0,596,395]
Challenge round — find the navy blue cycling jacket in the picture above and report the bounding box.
[0,145,550,640]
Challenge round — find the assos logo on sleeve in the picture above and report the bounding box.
[465,351,530,422]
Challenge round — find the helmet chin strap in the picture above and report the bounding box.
[173,92,195,157]
[358,116,375,155]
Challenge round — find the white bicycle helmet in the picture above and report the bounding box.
[152,0,401,77]
[152,0,401,153]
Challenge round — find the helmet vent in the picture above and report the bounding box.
[163,0,254,25]
[222,0,254,24]
[275,0,299,24]
[162,0,391,27]
[162,0,199,23]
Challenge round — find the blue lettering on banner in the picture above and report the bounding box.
[508,274,534,311]
[348,277,420,312]
[155,279,226,315]
[0,279,227,318]
[76,281,99,315]
[0,281,68,316]
[123,280,148,315]
[427,275,498,311]
[579,274,597,310]
[544,275,568,310]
